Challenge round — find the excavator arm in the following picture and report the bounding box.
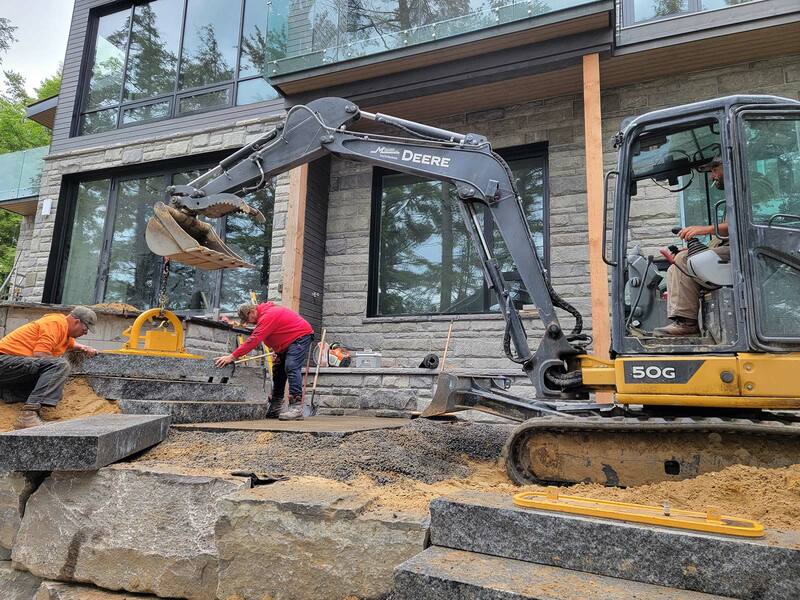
[146,97,586,398]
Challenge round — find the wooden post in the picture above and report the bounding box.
[282,165,308,313]
[582,53,612,402]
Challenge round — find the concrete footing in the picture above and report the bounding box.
[394,547,731,600]
[0,415,170,471]
[427,491,800,600]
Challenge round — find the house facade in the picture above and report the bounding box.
[10,0,800,371]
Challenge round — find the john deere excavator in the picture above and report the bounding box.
[146,95,800,487]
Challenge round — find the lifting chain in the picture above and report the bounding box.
[157,258,171,316]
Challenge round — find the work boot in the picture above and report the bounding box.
[653,319,700,337]
[278,395,304,421]
[266,397,283,419]
[14,404,43,430]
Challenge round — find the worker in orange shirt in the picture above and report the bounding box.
[0,306,98,429]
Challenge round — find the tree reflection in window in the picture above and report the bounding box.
[374,150,547,316]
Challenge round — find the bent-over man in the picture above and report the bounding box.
[0,306,98,429]
[215,302,313,421]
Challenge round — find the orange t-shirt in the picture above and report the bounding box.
[0,313,75,357]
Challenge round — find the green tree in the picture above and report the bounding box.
[0,58,63,284]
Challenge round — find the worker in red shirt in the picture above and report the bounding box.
[215,302,313,421]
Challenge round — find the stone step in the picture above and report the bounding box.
[87,375,257,402]
[429,491,800,600]
[0,415,170,471]
[393,547,732,600]
[70,353,267,388]
[117,399,269,424]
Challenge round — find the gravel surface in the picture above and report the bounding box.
[134,418,513,484]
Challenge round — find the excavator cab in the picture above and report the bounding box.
[609,96,800,357]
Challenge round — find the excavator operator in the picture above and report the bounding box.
[654,156,730,337]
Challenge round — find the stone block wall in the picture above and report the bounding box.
[319,54,800,369]
[313,367,536,418]
[0,466,428,600]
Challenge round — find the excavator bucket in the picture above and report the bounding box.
[145,201,254,270]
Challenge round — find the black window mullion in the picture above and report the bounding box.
[172,0,190,118]
[235,0,246,97]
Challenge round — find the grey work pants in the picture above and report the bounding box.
[0,355,71,407]
[667,246,731,320]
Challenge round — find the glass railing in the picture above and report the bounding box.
[0,146,47,203]
[265,0,599,76]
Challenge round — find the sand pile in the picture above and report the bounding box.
[134,420,800,530]
[0,377,120,432]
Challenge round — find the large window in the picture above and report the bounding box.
[622,0,756,26]
[369,146,547,317]
[79,0,281,135]
[58,165,274,313]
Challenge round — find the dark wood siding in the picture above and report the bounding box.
[51,0,286,155]
[299,157,330,334]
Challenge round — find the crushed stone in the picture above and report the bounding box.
[134,418,512,484]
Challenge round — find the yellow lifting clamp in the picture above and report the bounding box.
[108,308,203,359]
[513,489,765,538]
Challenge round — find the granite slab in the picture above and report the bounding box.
[117,399,268,423]
[87,376,256,402]
[174,415,411,434]
[429,492,800,600]
[0,415,170,471]
[394,547,733,600]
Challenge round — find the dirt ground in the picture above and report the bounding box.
[134,419,800,530]
[0,377,120,432]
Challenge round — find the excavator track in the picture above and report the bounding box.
[503,414,800,487]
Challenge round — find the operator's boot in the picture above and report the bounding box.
[266,396,283,419]
[14,403,43,430]
[653,318,700,337]
[278,395,304,421]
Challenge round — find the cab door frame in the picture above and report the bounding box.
[731,104,800,351]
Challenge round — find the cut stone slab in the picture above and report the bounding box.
[0,561,42,600]
[394,547,734,600]
[0,472,43,554]
[12,465,248,600]
[117,399,268,423]
[0,415,170,471]
[175,415,412,433]
[430,491,800,600]
[70,353,268,390]
[35,581,161,599]
[215,476,428,600]
[86,375,257,402]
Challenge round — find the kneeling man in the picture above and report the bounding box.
[0,306,98,429]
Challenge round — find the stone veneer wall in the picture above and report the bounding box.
[319,54,800,369]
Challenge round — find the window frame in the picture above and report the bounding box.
[367,143,549,318]
[44,152,272,313]
[74,0,278,137]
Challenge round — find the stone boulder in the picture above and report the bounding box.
[0,472,43,557]
[0,561,42,600]
[35,581,161,599]
[215,477,428,600]
[12,465,248,600]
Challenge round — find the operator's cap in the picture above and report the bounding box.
[697,155,723,172]
[70,306,97,332]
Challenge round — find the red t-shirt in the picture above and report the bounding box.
[232,303,313,358]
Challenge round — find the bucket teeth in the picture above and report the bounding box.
[145,201,255,270]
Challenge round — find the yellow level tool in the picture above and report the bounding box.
[513,489,765,538]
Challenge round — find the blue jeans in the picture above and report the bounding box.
[272,334,313,400]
